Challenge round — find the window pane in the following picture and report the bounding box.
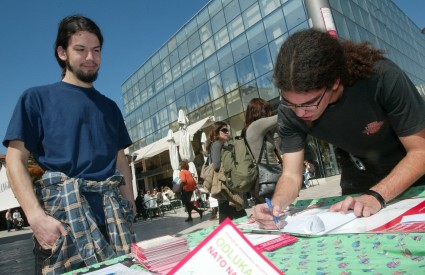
[239,0,256,12]
[269,35,287,65]
[208,0,222,17]
[246,21,267,53]
[196,82,211,107]
[188,31,201,53]
[228,15,245,40]
[174,78,185,99]
[183,72,195,92]
[214,26,230,50]
[243,3,261,28]
[191,46,204,67]
[168,37,177,52]
[212,97,228,121]
[221,66,238,93]
[172,63,182,80]
[235,56,255,86]
[161,56,170,73]
[167,102,178,122]
[192,63,207,87]
[202,36,216,59]
[257,71,279,100]
[259,0,280,17]
[156,90,166,110]
[164,70,172,86]
[186,89,198,113]
[159,45,168,61]
[170,49,179,67]
[204,54,220,79]
[251,46,273,78]
[224,0,241,23]
[226,89,243,117]
[200,22,213,43]
[217,44,234,71]
[178,40,189,59]
[209,75,224,100]
[263,7,286,42]
[180,55,192,74]
[164,85,175,104]
[148,98,157,116]
[240,80,259,109]
[282,0,307,31]
[197,7,210,26]
[231,33,249,62]
[211,10,226,34]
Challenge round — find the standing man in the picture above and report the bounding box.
[255,28,425,229]
[3,15,136,274]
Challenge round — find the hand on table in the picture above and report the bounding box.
[329,194,382,217]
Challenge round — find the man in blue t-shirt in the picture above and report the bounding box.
[3,15,136,274]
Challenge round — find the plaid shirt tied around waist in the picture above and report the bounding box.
[35,171,135,275]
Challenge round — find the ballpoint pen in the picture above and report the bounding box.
[265,198,281,230]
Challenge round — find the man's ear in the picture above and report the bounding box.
[332,78,341,90]
[57,46,67,61]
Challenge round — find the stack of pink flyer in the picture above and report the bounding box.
[131,235,190,274]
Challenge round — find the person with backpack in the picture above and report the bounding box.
[206,121,247,223]
[179,160,203,222]
[243,98,279,202]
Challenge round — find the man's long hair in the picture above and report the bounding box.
[54,15,104,78]
[273,28,384,92]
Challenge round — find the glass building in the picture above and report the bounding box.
[121,0,425,191]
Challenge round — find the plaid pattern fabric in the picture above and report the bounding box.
[35,171,135,275]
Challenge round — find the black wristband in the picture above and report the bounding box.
[363,189,386,209]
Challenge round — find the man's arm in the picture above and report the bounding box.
[116,149,137,215]
[6,140,66,249]
[330,128,425,216]
[254,150,305,229]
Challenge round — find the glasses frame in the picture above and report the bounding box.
[281,87,328,111]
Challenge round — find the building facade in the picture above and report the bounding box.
[121,0,425,192]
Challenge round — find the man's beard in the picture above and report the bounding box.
[66,60,98,83]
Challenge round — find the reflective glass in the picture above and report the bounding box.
[178,40,189,59]
[224,0,241,23]
[164,85,175,104]
[144,119,152,136]
[217,44,234,71]
[239,0,256,12]
[214,26,230,50]
[192,63,207,87]
[171,63,181,80]
[204,54,220,79]
[221,66,238,93]
[282,0,307,31]
[188,31,201,53]
[226,89,243,117]
[259,0,280,17]
[263,7,286,42]
[191,46,204,67]
[167,102,178,122]
[196,82,211,108]
[186,89,198,112]
[212,97,228,121]
[199,22,213,43]
[208,0,222,17]
[243,3,261,28]
[246,21,267,53]
[257,71,278,100]
[251,46,273,77]
[211,10,226,34]
[197,7,210,26]
[230,33,249,62]
[228,15,245,40]
[240,80,259,109]
[161,56,170,73]
[181,55,192,74]
[174,78,185,99]
[202,37,216,59]
[209,75,224,100]
[163,70,172,86]
[235,56,255,86]
[156,90,166,110]
[159,45,168,61]
[183,72,195,92]
[169,49,179,67]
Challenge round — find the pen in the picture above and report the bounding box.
[265,198,280,230]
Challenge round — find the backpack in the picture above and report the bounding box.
[221,136,258,193]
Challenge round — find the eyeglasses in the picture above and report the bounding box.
[220,128,229,134]
[281,87,328,111]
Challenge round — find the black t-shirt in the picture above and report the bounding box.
[278,58,425,193]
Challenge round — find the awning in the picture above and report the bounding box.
[0,166,20,211]
[134,116,214,161]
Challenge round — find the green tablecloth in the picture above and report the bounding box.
[66,186,425,274]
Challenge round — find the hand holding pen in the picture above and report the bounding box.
[265,198,281,230]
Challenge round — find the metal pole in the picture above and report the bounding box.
[304,0,337,38]
[131,153,138,199]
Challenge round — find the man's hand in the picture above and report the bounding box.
[329,194,382,217]
[30,212,67,250]
[254,203,283,230]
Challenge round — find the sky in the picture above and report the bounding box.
[0,0,424,155]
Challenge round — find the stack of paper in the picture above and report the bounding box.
[131,235,190,274]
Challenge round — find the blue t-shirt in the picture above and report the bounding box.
[3,81,132,225]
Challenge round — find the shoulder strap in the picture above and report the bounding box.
[259,137,282,164]
[242,136,256,164]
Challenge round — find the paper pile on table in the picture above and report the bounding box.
[132,235,189,274]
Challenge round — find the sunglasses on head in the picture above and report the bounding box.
[220,128,229,134]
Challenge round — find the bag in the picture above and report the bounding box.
[222,136,258,193]
[257,138,283,199]
[200,157,214,191]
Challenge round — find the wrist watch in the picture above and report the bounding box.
[363,189,386,209]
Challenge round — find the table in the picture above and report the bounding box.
[65,186,425,274]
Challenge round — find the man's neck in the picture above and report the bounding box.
[62,75,93,88]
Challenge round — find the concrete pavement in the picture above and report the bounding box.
[0,175,342,274]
